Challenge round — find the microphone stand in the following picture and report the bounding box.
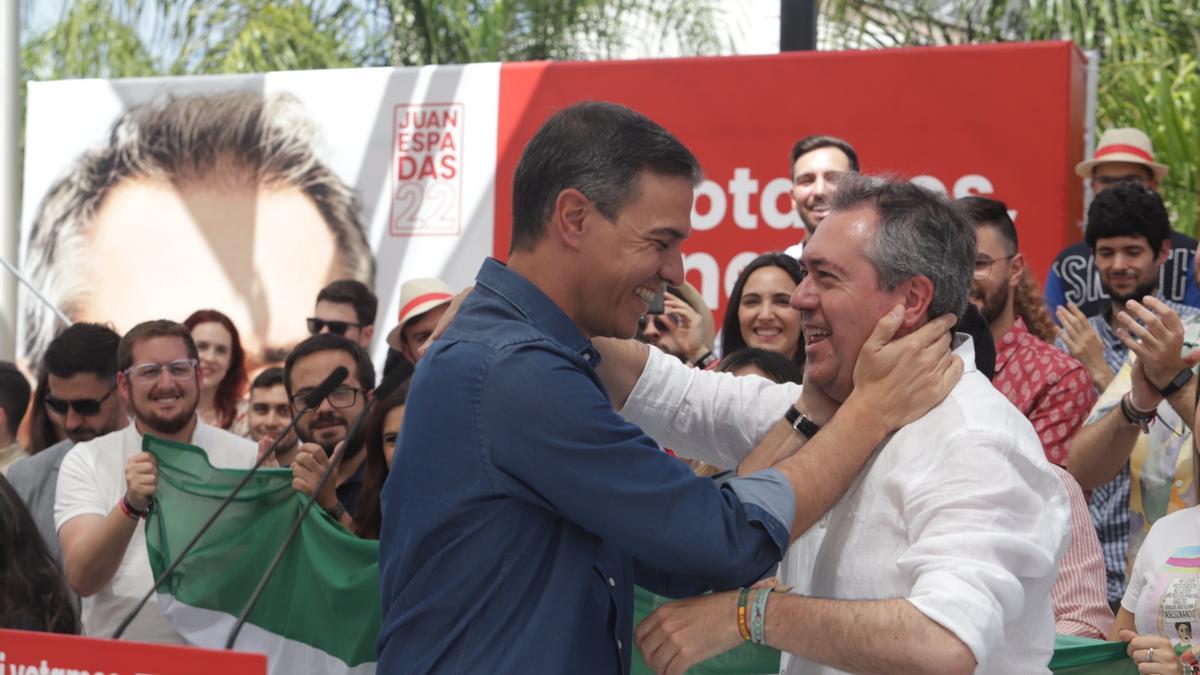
[223,368,408,648]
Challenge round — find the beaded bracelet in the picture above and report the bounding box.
[749,588,772,645]
[736,587,752,641]
[119,495,147,521]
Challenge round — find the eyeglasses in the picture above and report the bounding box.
[637,314,678,334]
[125,359,198,383]
[307,318,361,336]
[290,385,363,410]
[972,255,1015,279]
[45,386,117,416]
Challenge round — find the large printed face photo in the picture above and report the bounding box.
[22,90,376,374]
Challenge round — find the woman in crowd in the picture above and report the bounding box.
[184,309,248,435]
[1112,385,1200,674]
[0,474,77,633]
[27,369,66,454]
[721,253,804,373]
[354,380,410,540]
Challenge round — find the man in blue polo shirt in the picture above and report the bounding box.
[377,101,961,673]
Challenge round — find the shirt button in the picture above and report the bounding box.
[1177,480,1185,488]
[608,577,615,587]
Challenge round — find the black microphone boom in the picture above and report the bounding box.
[224,366,408,648]
[110,366,349,639]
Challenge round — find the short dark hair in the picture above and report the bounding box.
[317,279,378,327]
[509,101,702,253]
[283,333,376,397]
[250,366,286,392]
[1085,183,1171,254]
[117,320,198,373]
[831,174,976,320]
[958,196,1018,255]
[0,362,30,438]
[717,348,804,385]
[720,253,805,370]
[790,135,860,174]
[43,323,121,383]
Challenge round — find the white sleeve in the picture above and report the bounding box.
[54,444,108,531]
[618,347,800,469]
[900,431,1070,665]
[1121,517,1164,614]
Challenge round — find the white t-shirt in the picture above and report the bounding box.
[1123,507,1200,673]
[55,419,256,643]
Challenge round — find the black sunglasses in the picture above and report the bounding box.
[307,318,361,336]
[45,386,117,416]
[637,315,677,334]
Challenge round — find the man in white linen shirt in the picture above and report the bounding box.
[620,175,1071,674]
[56,320,256,642]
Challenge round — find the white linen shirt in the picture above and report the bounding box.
[621,336,1071,674]
[55,419,257,643]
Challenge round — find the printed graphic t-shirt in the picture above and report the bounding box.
[1123,507,1200,674]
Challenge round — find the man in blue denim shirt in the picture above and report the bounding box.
[377,102,961,674]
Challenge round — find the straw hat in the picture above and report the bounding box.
[385,278,454,351]
[1075,128,1169,181]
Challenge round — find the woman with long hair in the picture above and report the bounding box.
[720,253,805,372]
[183,309,248,433]
[28,369,66,454]
[0,474,78,633]
[355,380,411,540]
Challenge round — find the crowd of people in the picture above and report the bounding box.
[0,97,1197,675]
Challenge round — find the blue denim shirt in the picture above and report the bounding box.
[377,258,794,674]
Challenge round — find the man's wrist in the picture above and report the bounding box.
[836,394,891,437]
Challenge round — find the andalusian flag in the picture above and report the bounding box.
[143,437,379,674]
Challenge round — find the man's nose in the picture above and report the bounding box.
[791,275,817,311]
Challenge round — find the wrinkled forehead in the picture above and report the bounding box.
[800,206,877,267]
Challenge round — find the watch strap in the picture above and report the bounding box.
[784,406,820,439]
[1158,366,1195,398]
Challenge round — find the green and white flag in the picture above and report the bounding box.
[143,436,380,674]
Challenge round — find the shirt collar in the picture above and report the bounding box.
[474,258,600,366]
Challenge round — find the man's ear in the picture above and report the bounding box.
[895,275,935,330]
[552,189,591,252]
[361,324,375,346]
[1157,238,1173,267]
[1008,252,1026,291]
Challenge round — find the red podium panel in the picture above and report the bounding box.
[0,629,266,674]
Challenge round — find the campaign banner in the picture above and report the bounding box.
[19,42,1084,370]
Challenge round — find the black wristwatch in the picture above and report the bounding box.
[1158,366,1195,398]
[693,351,718,369]
[784,406,821,440]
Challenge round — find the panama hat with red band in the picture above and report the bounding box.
[386,278,454,351]
[1075,127,1169,181]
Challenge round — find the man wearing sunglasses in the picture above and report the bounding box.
[309,279,378,351]
[54,320,257,643]
[9,323,126,569]
[283,333,375,529]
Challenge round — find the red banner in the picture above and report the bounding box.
[0,629,266,675]
[494,42,1086,321]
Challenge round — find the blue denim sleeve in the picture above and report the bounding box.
[481,345,792,589]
